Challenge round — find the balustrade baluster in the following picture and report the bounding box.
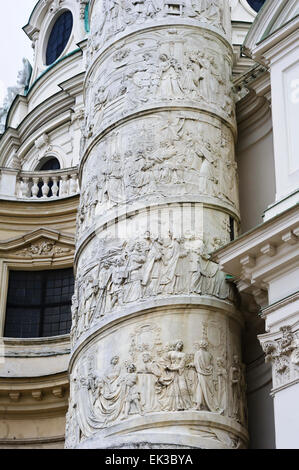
[60,175,69,197]
[42,177,50,198]
[69,174,78,195]
[11,170,78,200]
[21,177,30,198]
[31,177,39,198]
[52,176,59,197]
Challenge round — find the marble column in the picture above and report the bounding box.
[66,0,248,449]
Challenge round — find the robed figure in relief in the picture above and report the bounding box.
[94,355,126,426]
[193,341,220,413]
[157,340,193,411]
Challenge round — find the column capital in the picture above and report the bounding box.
[259,322,299,393]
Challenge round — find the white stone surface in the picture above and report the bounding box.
[274,383,299,449]
[66,0,248,450]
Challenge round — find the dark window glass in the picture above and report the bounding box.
[39,158,61,171]
[46,11,73,66]
[229,216,235,242]
[246,0,266,12]
[4,269,74,338]
[37,158,61,198]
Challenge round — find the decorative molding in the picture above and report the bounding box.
[0,228,75,261]
[0,372,70,415]
[259,323,299,392]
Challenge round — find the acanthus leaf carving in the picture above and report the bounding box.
[260,325,299,389]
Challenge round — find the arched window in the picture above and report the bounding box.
[38,157,61,172]
[36,157,61,198]
[46,11,73,66]
[4,268,74,338]
[246,0,266,13]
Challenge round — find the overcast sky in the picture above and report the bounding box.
[0,0,37,106]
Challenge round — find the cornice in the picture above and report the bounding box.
[0,53,83,166]
[27,48,83,99]
[0,195,79,218]
[0,196,79,237]
[243,0,299,64]
[59,71,85,97]
[0,435,65,447]
[234,65,271,136]
[212,204,299,265]
[243,0,285,55]
[23,0,48,40]
[0,99,74,168]
[0,371,69,416]
[236,89,270,136]
[211,204,299,302]
[261,291,299,318]
[253,19,299,65]
[3,333,70,349]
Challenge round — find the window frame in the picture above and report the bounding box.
[43,9,74,67]
[246,0,266,13]
[0,230,75,339]
[4,268,74,339]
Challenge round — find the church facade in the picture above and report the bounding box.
[0,0,298,449]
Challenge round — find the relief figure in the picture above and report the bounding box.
[157,340,193,411]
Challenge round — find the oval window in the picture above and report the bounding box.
[246,0,266,13]
[46,11,73,65]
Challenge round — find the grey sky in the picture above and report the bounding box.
[0,0,37,105]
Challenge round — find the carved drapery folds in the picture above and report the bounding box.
[83,29,235,153]
[71,233,235,343]
[87,0,231,63]
[68,0,246,449]
[78,114,238,238]
[67,320,247,449]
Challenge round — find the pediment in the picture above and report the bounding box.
[0,228,75,260]
[243,0,298,58]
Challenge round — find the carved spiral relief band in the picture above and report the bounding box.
[67,318,248,449]
[67,0,248,449]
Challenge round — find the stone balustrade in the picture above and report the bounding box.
[0,167,79,200]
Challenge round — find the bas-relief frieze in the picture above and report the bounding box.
[68,0,244,450]
[15,240,72,258]
[88,0,230,58]
[78,114,238,237]
[66,319,247,448]
[83,28,234,145]
[71,232,235,342]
